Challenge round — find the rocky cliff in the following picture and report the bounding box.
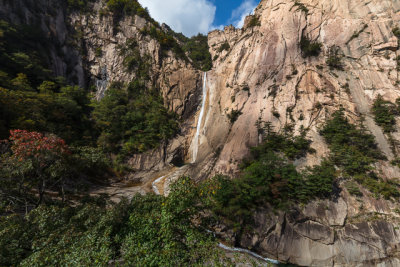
[0,0,202,117]
[183,0,400,265]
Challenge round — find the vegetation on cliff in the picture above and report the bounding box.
[371,95,399,133]
[321,109,399,199]
[92,82,179,155]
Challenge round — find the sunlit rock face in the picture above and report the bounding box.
[200,0,400,177]
[183,0,400,265]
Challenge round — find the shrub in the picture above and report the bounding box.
[272,110,280,118]
[372,95,398,133]
[246,16,261,28]
[320,109,385,175]
[106,0,153,22]
[206,131,335,227]
[393,26,400,38]
[218,42,230,53]
[95,47,103,57]
[249,127,315,160]
[346,181,363,197]
[326,45,344,70]
[227,109,242,124]
[67,0,96,12]
[354,173,400,200]
[320,109,400,199]
[293,1,309,14]
[182,34,212,71]
[300,35,322,57]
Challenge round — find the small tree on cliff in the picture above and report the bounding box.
[6,130,70,205]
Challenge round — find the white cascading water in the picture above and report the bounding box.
[191,72,208,163]
[218,243,280,266]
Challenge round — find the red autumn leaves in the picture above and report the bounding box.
[7,130,70,161]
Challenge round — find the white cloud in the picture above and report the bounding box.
[137,0,216,37]
[229,0,258,28]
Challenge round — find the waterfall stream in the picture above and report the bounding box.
[191,72,208,163]
[218,243,280,266]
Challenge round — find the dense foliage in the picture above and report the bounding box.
[0,15,180,216]
[300,35,322,57]
[320,109,385,175]
[320,109,399,199]
[371,95,398,133]
[92,82,179,155]
[106,0,154,22]
[0,177,239,267]
[0,85,94,144]
[0,19,94,143]
[182,34,213,71]
[67,0,97,12]
[246,16,261,28]
[0,20,53,89]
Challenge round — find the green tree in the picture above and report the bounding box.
[92,83,179,155]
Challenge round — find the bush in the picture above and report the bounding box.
[326,45,344,70]
[250,126,315,160]
[95,47,103,57]
[67,0,96,12]
[246,16,261,28]
[300,35,322,57]
[354,173,400,200]
[106,0,153,22]
[372,95,398,133]
[346,181,363,197]
[218,42,230,53]
[393,26,400,38]
[320,109,399,199]
[320,109,385,175]
[227,109,242,124]
[182,34,212,71]
[293,1,309,14]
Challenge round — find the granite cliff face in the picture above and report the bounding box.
[196,0,400,177]
[183,0,400,265]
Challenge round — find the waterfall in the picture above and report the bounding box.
[191,72,208,163]
[152,176,165,195]
[95,66,109,100]
[218,243,280,265]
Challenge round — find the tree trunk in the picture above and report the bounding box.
[36,180,45,207]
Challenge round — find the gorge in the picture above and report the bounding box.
[2,0,400,266]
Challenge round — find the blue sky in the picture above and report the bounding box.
[137,0,259,37]
[211,0,257,27]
